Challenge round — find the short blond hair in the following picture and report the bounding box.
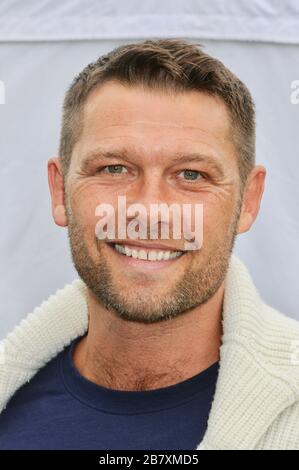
[59,39,255,186]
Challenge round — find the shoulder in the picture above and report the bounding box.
[0,278,88,414]
[256,400,299,449]
[1,347,64,414]
[225,255,299,391]
[248,302,299,390]
[251,305,299,449]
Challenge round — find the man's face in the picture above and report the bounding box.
[65,81,241,323]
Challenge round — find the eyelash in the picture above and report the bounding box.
[97,165,128,175]
[177,169,207,183]
[95,165,208,182]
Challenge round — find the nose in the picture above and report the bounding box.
[124,170,180,242]
[129,169,169,210]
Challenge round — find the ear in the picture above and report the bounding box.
[237,165,266,234]
[47,157,68,227]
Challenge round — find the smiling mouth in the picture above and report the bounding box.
[108,242,186,262]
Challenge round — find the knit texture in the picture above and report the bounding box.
[1,255,299,449]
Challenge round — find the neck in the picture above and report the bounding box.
[73,285,224,391]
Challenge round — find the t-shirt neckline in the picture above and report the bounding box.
[60,335,220,415]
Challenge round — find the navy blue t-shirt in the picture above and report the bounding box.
[0,336,219,450]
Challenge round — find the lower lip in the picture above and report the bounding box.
[105,243,186,271]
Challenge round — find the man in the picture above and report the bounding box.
[0,39,298,450]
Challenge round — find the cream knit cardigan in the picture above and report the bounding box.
[1,255,299,450]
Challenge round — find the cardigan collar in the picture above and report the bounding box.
[197,255,297,449]
[1,255,297,449]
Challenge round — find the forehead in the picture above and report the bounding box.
[71,81,236,168]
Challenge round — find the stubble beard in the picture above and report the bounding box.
[66,202,241,324]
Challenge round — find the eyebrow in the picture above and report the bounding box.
[170,153,224,177]
[80,148,225,177]
[80,150,132,173]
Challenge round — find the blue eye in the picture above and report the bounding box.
[179,170,202,181]
[103,165,128,174]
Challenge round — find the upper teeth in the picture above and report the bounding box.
[113,243,183,261]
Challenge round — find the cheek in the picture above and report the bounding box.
[70,182,113,216]
[70,183,121,240]
[202,197,237,241]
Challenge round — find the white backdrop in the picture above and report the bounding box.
[0,1,299,339]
